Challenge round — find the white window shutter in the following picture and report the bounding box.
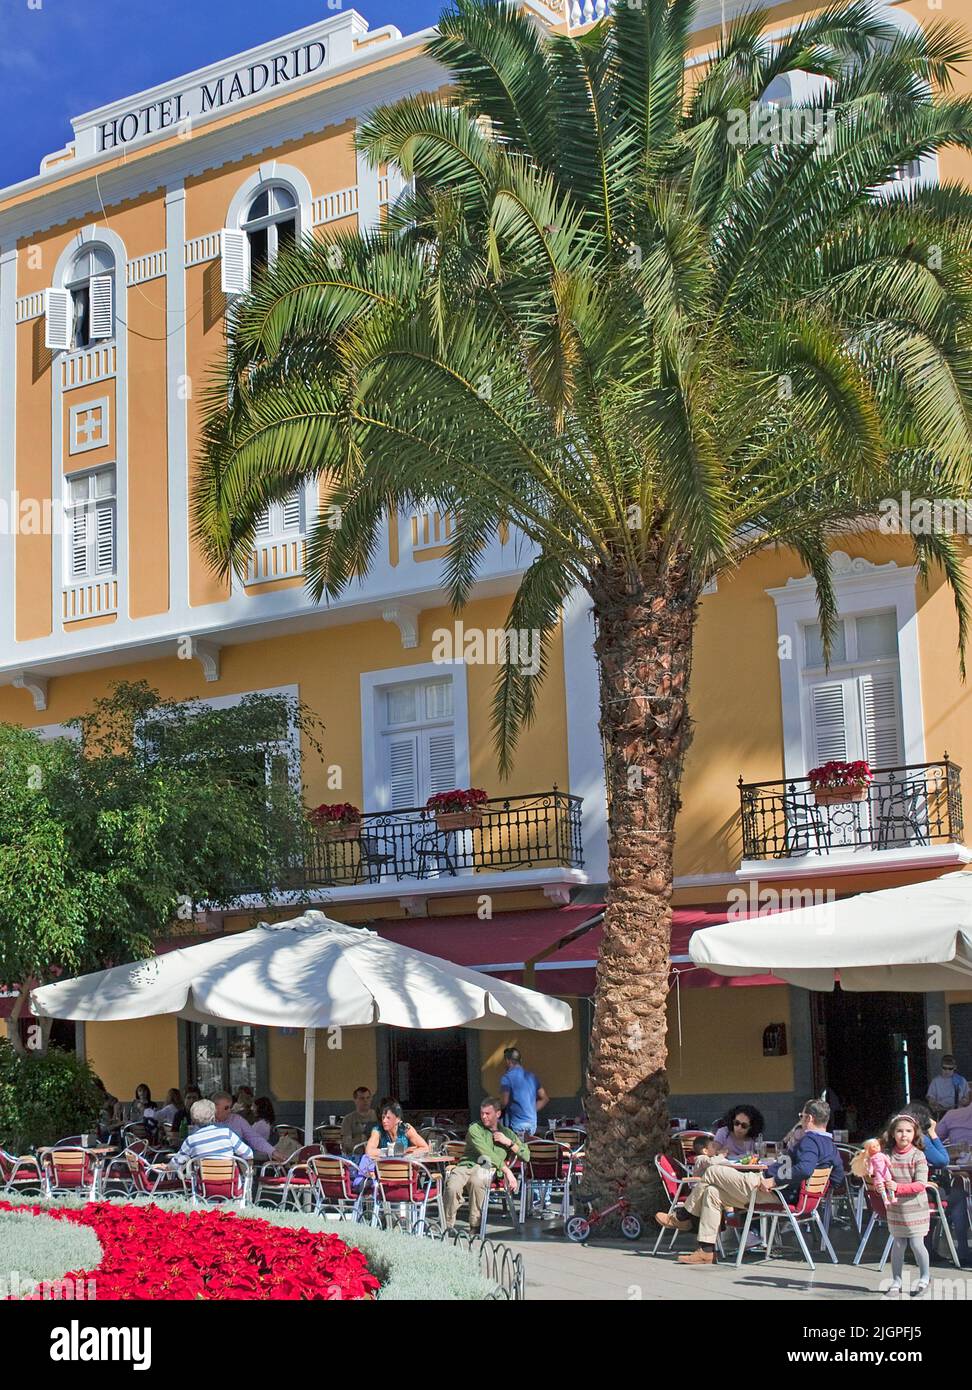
[70,504,89,577]
[44,288,72,351]
[220,229,250,295]
[387,734,419,811]
[809,681,848,765]
[95,500,115,573]
[859,671,903,768]
[426,729,458,796]
[253,507,272,538]
[282,489,303,533]
[88,275,113,341]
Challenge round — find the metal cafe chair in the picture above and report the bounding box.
[478,1156,525,1236]
[779,795,831,857]
[254,1144,324,1211]
[185,1155,252,1210]
[355,832,398,885]
[875,780,929,850]
[314,1124,344,1155]
[735,1166,837,1271]
[41,1147,104,1202]
[0,1146,44,1197]
[854,1183,961,1269]
[306,1154,363,1221]
[123,1148,185,1199]
[372,1157,444,1234]
[523,1139,572,1223]
[653,1153,729,1257]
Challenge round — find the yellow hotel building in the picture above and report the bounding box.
[1,2,971,1136]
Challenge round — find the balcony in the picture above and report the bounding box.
[298,789,583,891]
[738,759,965,874]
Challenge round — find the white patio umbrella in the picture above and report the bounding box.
[688,870,972,991]
[32,910,573,1142]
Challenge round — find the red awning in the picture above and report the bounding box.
[375,904,783,995]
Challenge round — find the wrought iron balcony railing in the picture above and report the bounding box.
[298,789,584,888]
[738,758,964,861]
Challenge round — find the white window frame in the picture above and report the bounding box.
[767,553,924,779]
[253,487,306,541]
[136,684,302,794]
[361,662,470,813]
[63,244,115,349]
[64,465,116,582]
[240,183,300,270]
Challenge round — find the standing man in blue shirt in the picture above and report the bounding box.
[499,1047,548,1137]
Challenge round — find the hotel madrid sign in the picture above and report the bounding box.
[96,40,327,152]
[68,13,369,161]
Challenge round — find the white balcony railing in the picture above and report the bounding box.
[61,344,116,390]
[246,537,306,585]
[62,576,118,622]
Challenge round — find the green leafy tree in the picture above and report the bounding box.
[0,682,324,1051]
[195,0,972,1206]
[0,1037,103,1150]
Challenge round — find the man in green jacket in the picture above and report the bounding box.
[443,1097,531,1231]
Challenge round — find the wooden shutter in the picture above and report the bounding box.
[44,288,72,351]
[95,500,114,573]
[220,229,250,295]
[426,729,457,796]
[386,733,419,810]
[859,670,903,768]
[809,681,848,764]
[88,275,113,340]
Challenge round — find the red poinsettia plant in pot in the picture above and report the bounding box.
[310,802,363,842]
[807,760,873,805]
[427,787,488,832]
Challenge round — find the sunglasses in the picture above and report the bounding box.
[733,1120,751,1129]
[943,1066,956,1072]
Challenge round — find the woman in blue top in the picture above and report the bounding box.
[365,1099,429,1160]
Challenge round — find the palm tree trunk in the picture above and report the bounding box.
[585,549,698,1214]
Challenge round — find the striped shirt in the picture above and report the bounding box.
[169,1124,252,1169]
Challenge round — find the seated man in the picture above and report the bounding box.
[443,1097,530,1232]
[341,1086,378,1154]
[163,1099,253,1170]
[212,1090,282,1162]
[656,1098,844,1265]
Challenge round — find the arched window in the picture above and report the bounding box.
[240,184,298,273]
[64,244,115,348]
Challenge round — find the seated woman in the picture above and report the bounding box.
[154,1088,185,1129]
[365,1100,430,1160]
[712,1104,765,1158]
[252,1096,276,1143]
[232,1086,256,1125]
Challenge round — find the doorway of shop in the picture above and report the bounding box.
[386,1026,468,1114]
[811,987,929,1137]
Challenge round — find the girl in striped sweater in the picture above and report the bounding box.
[881,1113,930,1297]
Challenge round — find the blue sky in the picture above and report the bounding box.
[0,0,444,189]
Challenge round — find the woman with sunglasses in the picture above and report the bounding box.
[713,1104,765,1158]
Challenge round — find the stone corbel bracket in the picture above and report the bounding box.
[187,637,220,682]
[12,669,49,711]
[382,603,420,649]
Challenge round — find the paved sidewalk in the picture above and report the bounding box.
[496,1223,972,1301]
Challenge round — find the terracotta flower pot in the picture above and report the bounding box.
[435,810,484,832]
[319,821,362,842]
[813,786,868,806]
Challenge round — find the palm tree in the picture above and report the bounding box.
[196,0,972,1208]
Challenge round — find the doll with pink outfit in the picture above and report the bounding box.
[863,1137,897,1204]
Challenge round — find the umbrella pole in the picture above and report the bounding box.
[303,1028,316,1146]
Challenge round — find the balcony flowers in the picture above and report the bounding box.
[1,1199,380,1301]
[807,759,873,806]
[309,802,362,842]
[426,787,489,832]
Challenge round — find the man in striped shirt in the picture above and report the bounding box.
[165,1099,253,1169]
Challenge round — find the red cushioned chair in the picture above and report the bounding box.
[477,1156,525,1237]
[313,1125,344,1156]
[524,1140,572,1223]
[0,1146,44,1196]
[735,1165,837,1270]
[41,1147,103,1201]
[124,1148,185,1199]
[373,1158,444,1233]
[307,1154,363,1221]
[853,1183,960,1269]
[254,1144,323,1211]
[653,1153,695,1254]
[185,1155,251,1209]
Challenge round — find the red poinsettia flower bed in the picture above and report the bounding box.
[0,1199,380,1301]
